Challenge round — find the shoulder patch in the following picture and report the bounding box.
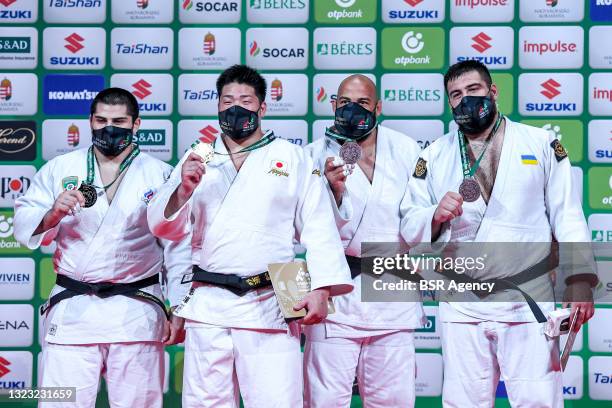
[311,169,321,177]
[413,158,428,179]
[550,139,568,162]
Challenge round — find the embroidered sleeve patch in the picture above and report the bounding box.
[413,158,428,179]
[550,139,568,162]
[311,169,321,177]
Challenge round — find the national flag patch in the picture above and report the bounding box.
[521,155,538,165]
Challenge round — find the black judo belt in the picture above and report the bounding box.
[440,256,552,323]
[40,274,170,319]
[182,265,271,296]
[346,255,423,282]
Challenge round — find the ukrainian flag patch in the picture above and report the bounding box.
[521,154,538,165]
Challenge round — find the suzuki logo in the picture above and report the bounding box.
[199,125,218,143]
[132,79,152,100]
[64,33,85,54]
[471,32,492,53]
[541,79,561,100]
[0,356,10,378]
[0,0,17,6]
[404,0,424,5]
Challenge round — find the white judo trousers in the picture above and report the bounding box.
[148,135,353,408]
[401,119,593,408]
[303,127,424,408]
[182,323,302,408]
[440,321,562,408]
[40,342,163,408]
[304,324,415,408]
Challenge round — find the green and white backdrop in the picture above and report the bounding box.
[0,0,611,406]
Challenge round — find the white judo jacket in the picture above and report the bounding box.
[14,147,192,344]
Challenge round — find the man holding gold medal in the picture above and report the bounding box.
[303,74,425,408]
[13,88,192,407]
[147,65,353,407]
[401,61,597,407]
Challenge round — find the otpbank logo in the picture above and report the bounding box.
[315,0,376,24]
[382,27,443,70]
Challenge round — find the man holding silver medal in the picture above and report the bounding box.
[13,88,192,407]
[303,74,425,407]
[147,65,353,408]
[401,60,598,407]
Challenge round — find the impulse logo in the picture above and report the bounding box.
[316,87,327,102]
[523,40,577,55]
[203,32,215,55]
[199,125,218,143]
[0,78,11,101]
[270,79,283,101]
[541,79,561,99]
[132,79,152,99]
[471,32,492,52]
[593,87,612,102]
[455,0,508,8]
[67,123,79,146]
[64,33,84,53]
[0,0,33,20]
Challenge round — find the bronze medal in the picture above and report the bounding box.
[339,141,362,165]
[459,178,481,202]
[78,183,97,208]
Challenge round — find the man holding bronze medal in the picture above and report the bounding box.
[147,65,353,408]
[401,61,598,407]
[303,74,425,408]
[13,88,192,407]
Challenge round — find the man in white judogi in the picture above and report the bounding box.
[303,75,425,408]
[147,65,353,408]
[13,88,191,408]
[401,61,597,407]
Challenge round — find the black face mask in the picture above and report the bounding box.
[451,94,497,135]
[91,125,133,157]
[334,102,377,141]
[218,104,259,140]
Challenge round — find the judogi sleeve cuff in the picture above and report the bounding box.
[148,182,192,241]
[15,208,58,250]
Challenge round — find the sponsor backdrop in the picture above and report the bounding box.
[1,0,612,406]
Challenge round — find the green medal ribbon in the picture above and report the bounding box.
[85,144,140,190]
[457,114,503,180]
[214,130,276,156]
[324,125,377,143]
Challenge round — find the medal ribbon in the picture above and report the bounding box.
[214,130,276,156]
[85,144,140,190]
[457,114,503,179]
[324,125,377,143]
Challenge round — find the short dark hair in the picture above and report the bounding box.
[444,60,493,93]
[216,64,267,103]
[90,87,139,121]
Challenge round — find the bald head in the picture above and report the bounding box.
[334,75,380,115]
